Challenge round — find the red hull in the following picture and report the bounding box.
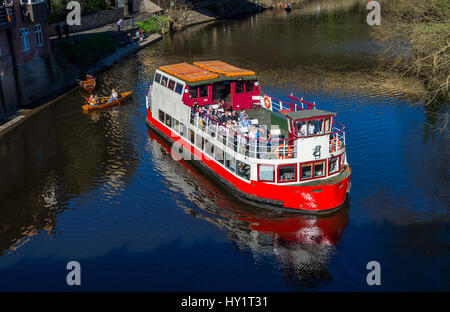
[146,109,350,214]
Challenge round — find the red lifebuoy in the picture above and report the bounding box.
[264,96,271,110]
[275,144,293,159]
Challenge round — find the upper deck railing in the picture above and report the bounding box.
[264,94,316,113]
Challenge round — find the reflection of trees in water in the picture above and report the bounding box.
[0,92,142,255]
[147,128,349,288]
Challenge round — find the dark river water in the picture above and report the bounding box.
[0,5,448,291]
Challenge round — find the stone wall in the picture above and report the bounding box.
[48,8,125,36]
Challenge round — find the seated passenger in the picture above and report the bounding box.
[107,89,118,103]
[230,110,239,122]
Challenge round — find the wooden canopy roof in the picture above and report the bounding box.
[193,61,255,77]
[158,61,255,83]
[159,63,219,82]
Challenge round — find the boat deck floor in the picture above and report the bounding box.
[246,109,289,138]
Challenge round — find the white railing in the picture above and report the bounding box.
[190,107,297,160]
[329,122,346,153]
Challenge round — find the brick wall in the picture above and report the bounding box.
[48,8,125,36]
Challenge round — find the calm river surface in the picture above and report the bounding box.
[0,5,448,291]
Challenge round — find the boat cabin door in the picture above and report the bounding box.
[232,80,254,110]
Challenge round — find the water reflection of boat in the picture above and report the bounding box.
[146,128,350,288]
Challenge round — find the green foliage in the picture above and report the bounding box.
[57,33,117,67]
[136,16,171,34]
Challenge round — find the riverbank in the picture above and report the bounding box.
[0,33,161,137]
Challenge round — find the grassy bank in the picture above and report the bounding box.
[373,0,450,105]
[56,33,119,68]
[136,16,171,34]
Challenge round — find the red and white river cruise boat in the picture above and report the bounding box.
[145,61,351,213]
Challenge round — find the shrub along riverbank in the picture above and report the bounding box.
[373,0,449,105]
[136,16,171,34]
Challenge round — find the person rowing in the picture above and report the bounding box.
[88,94,99,105]
[108,89,118,103]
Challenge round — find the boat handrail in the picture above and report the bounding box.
[189,106,298,160]
[264,94,316,113]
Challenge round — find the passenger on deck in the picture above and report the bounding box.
[308,122,315,135]
[220,110,231,124]
[231,110,239,122]
[239,109,248,120]
[240,115,251,132]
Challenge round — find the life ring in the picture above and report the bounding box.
[263,96,271,110]
[275,144,293,159]
[330,137,341,152]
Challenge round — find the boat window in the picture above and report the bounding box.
[258,164,275,182]
[205,140,214,156]
[168,79,176,91]
[328,156,340,175]
[245,81,255,93]
[175,83,184,94]
[307,120,316,135]
[189,87,198,99]
[199,85,208,98]
[225,153,236,172]
[324,118,331,133]
[316,119,323,134]
[174,119,179,132]
[195,133,203,150]
[215,147,224,164]
[159,110,165,122]
[180,123,186,137]
[154,73,161,84]
[212,82,231,102]
[314,161,325,178]
[165,114,172,127]
[189,129,195,144]
[300,163,313,180]
[161,76,168,87]
[278,165,297,182]
[237,161,250,181]
[296,121,307,137]
[235,81,244,94]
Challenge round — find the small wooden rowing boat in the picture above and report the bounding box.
[77,74,96,92]
[82,91,133,112]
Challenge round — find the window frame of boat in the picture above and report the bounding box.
[235,81,245,94]
[258,164,275,182]
[205,139,214,157]
[154,73,161,84]
[292,115,334,138]
[168,79,176,91]
[277,164,297,183]
[224,153,236,173]
[236,160,251,181]
[195,132,204,150]
[245,81,255,93]
[300,162,314,181]
[160,76,168,87]
[189,129,195,144]
[328,155,341,176]
[165,114,172,127]
[175,83,184,95]
[180,123,186,137]
[174,119,179,133]
[313,160,326,178]
[158,110,165,123]
[215,146,224,164]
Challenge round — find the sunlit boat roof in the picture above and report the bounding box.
[193,61,255,77]
[159,61,257,84]
[286,109,336,120]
